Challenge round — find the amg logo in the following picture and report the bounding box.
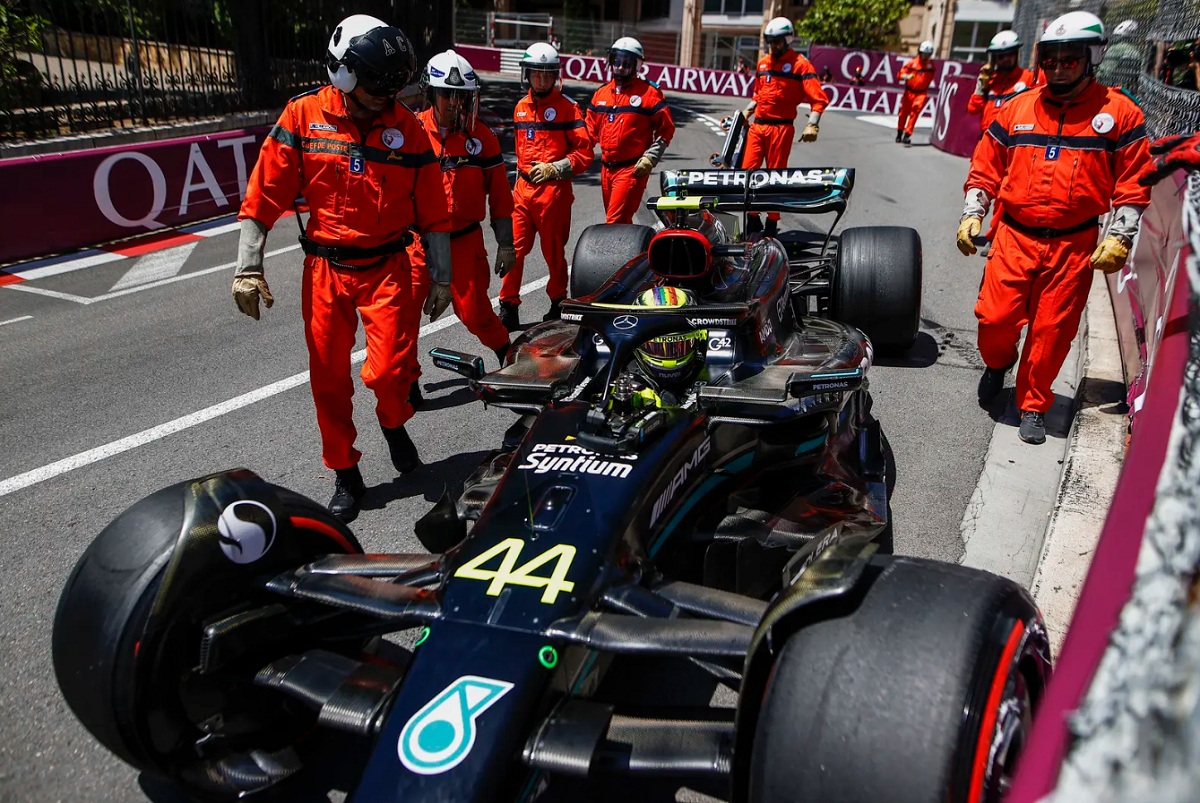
[688,317,737,327]
[811,381,850,391]
[682,169,834,189]
[650,437,712,526]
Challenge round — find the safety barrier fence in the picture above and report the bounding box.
[0,43,979,266]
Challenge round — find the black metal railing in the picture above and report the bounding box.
[1,0,452,143]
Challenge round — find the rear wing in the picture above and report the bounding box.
[652,167,854,217]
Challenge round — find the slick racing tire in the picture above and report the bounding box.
[748,557,1050,803]
[53,478,363,799]
[570,223,655,298]
[833,226,922,354]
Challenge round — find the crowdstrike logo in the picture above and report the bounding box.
[216,500,277,564]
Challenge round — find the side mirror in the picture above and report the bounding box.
[430,348,486,382]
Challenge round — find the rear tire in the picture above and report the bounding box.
[748,557,1049,803]
[570,223,654,298]
[53,481,362,799]
[833,226,922,354]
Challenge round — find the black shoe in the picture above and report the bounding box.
[977,363,1014,403]
[498,301,520,332]
[381,424,420,474]
[763,218,779,237]
[895,130,904,143]
[543,298,565,322]
[902,133,912,146]
[746,215,764,236]
[494,341,511,368]
[408,381,424,411]
[1018,411,1046,445]
[329,465,366,523]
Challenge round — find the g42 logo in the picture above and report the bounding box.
[454,538,576,603]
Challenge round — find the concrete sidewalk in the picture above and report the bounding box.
[961,277,1129,656]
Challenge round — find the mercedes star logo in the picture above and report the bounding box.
[614,315,638,330]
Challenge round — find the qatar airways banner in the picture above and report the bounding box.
[929,75,984,158]
[1,127,270,263]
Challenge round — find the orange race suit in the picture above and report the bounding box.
[967,67,1035,133]
[240,85,449,470]
[500,86,593,307]
[408,107,512,356]
[965,80,1150,413]
[897,56,935,136]
[586,76,676,224]
[743,49,829,222]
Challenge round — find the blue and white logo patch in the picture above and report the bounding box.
[429,65,446,78]
[398,676,513,775]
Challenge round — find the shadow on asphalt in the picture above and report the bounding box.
[980,390,1074,439]
[874,330,939,369]
[362,449,494,512]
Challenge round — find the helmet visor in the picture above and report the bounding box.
[640,332,700,361]
[358,68,407,98]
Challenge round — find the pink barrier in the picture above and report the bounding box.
[2,126,270,264]
[929,75,984,158]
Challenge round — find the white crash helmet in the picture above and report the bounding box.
[918,40,935,56]
[522,41,561,90]
[423,50,479,133]
[763,17,795,45]
[1041,11,1106,64]
[609,36,644,82]
[1113,19,1138,38]
[326,14,415,96]
[987,30,1021,54]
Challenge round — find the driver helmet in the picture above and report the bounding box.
[609,36,644,83]
[633,287,706,387]
[522,42,561,93]
[326,15,416,98]
[422,49,480,133]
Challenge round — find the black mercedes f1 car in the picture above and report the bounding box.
[53,167,1050,803]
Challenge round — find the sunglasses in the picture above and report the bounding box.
[1039,55,1081,70]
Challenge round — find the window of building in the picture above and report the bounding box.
[950,20,1003,62]
[703,0,764,13]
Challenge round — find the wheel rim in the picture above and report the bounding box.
[967,619,1038,802]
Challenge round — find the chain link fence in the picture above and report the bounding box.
[1012,0,1199,137]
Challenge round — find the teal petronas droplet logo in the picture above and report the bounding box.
[398,675,514,775]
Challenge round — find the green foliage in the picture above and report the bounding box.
[796,0,912,50]
[0,1,48,100]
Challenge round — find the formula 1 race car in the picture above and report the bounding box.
[53,168,1050,803]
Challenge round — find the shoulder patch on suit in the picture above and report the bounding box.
[1118,87,1143,108]
[289,86,322,103]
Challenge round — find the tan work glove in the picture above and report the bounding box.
[1091,235,1130,274]
[528,162,556,184]
[976,63,994,94]
[232,270,274,320]
[634,156,654,178]
[800,124,819,142]
[494,245,517,277]
[957,217,983,256]
[424,281,453,321]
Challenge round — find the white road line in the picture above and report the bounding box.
[0,274,551,498]
[109,241,199,291]
[4,284,93,304]
[5,250,125,282]
[0,315,33,326]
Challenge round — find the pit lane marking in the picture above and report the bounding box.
[0,316,32,327]
[0,276,550,498]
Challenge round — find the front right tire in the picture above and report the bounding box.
[749,556,1049,803]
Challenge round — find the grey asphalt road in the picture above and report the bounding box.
[0,80,991,801]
